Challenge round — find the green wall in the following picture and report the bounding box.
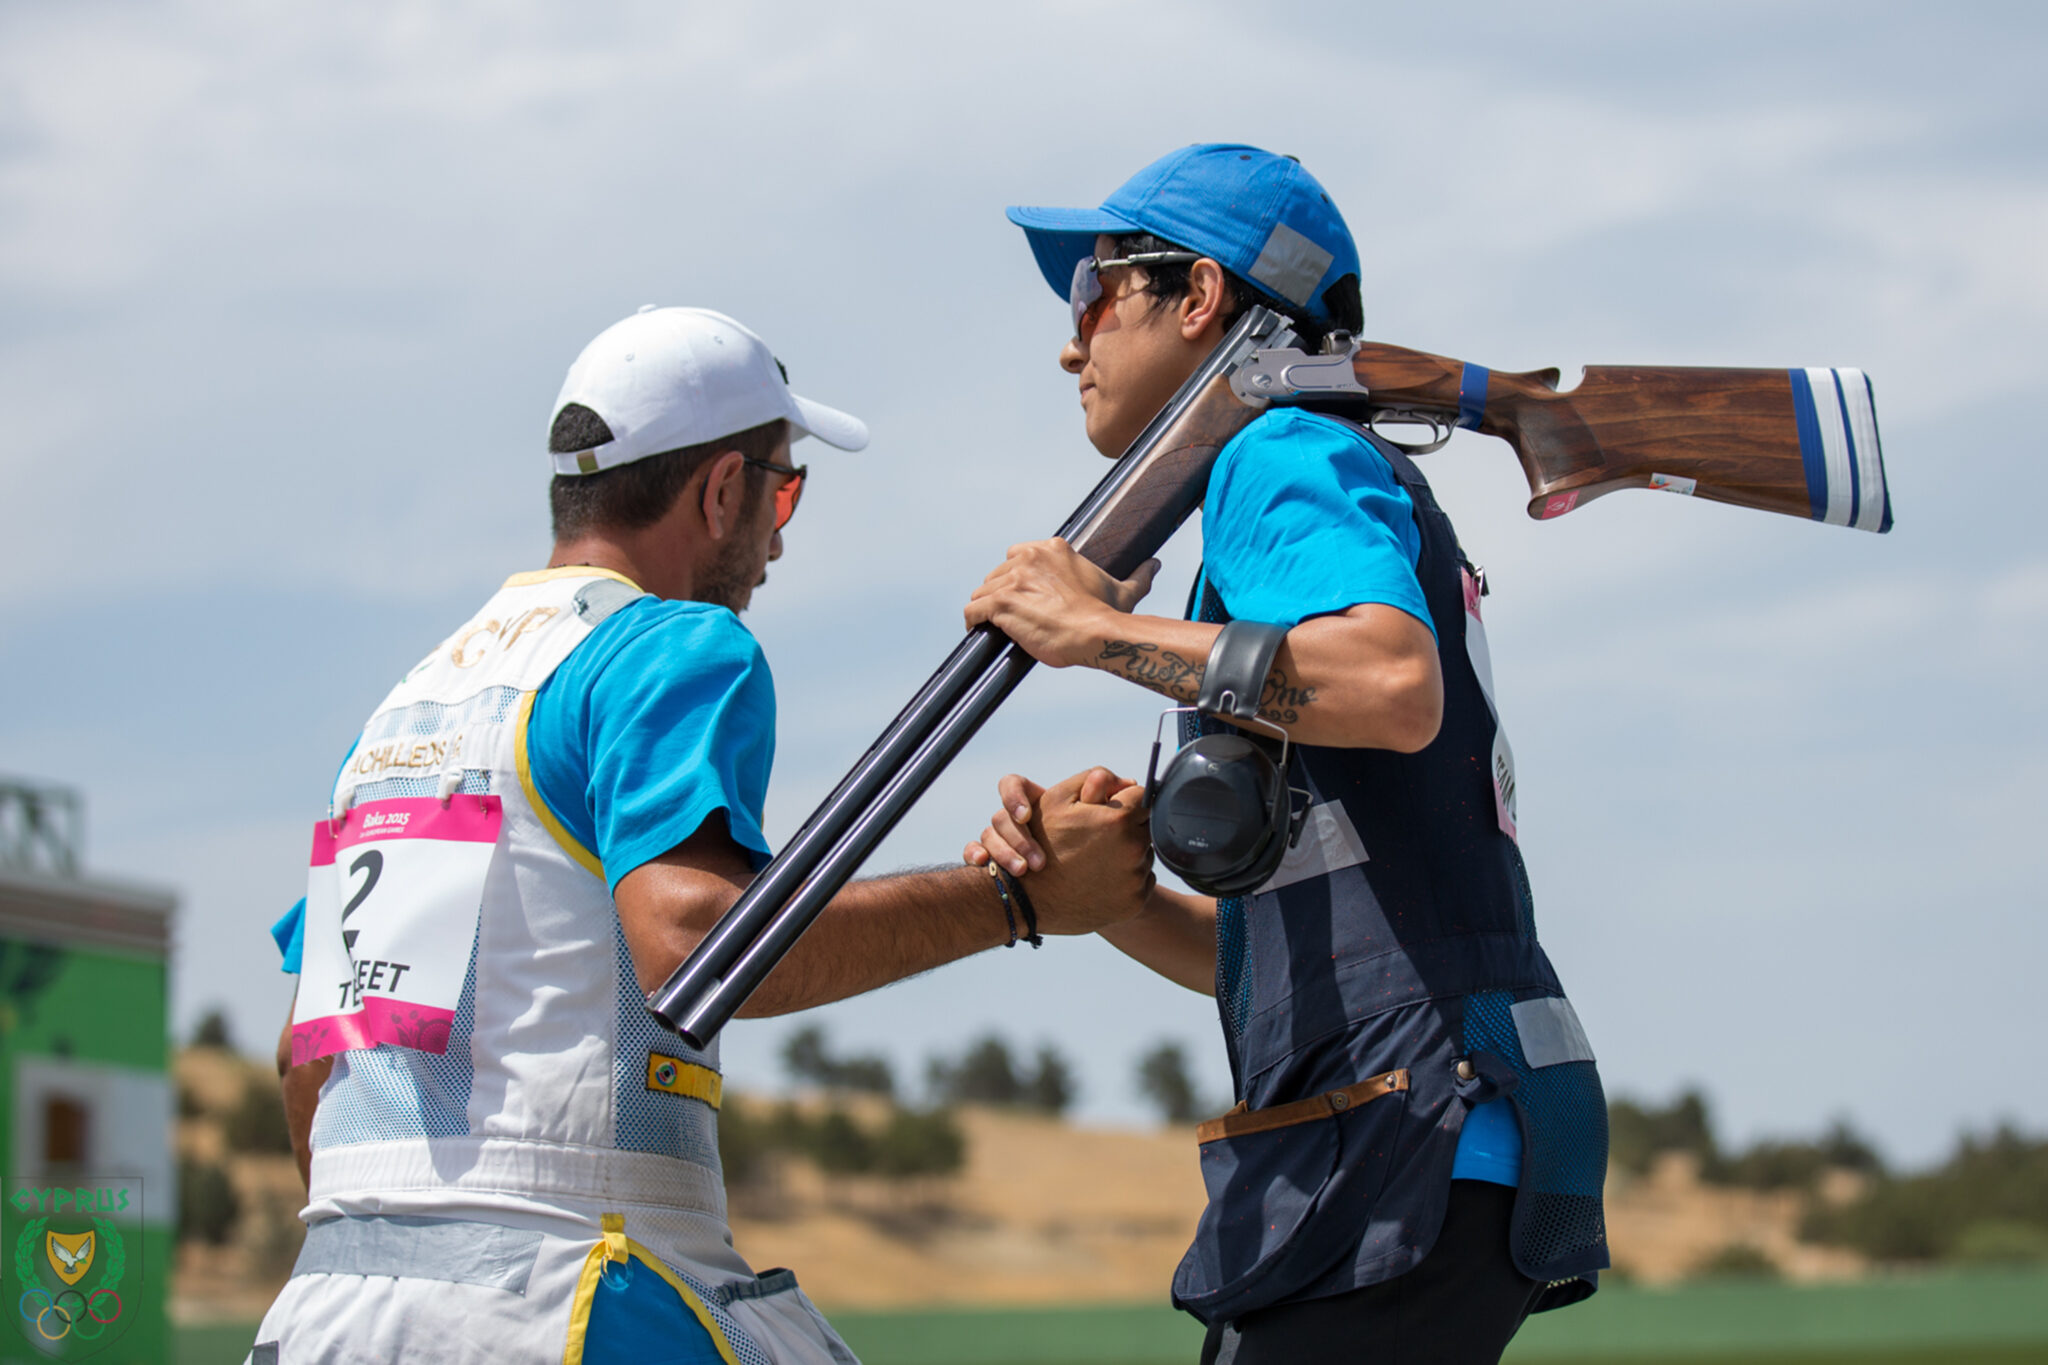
[1,935,170,1364]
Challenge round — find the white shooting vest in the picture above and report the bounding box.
[297,567,728,1226]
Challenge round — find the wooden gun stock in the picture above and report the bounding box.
[1351,343,1893,532]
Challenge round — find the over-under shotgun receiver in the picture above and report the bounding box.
[650,315,1893,1048]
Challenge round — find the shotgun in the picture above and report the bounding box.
[1319,343,1893,532]
[649,314,1892,1048]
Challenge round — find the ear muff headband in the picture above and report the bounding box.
[1196,621,1290,721]
[1148,620,1302,897]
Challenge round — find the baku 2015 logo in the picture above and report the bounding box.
[9,1184,137,1359]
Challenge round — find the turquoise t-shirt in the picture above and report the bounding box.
[525,596,777,888]
[1201,407,1433,637]
[273,593,775,970]
[1202,407,1519,1188]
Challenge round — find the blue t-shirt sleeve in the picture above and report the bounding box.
[1200,409,1433,637]
[528,600,777,890]
[273,898,306,975]
[274,738,358,975]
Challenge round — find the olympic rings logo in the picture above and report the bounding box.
[18,1287,121,1341]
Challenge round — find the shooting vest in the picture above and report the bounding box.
[1171,426,1609,1325]
[299,568,728,1227]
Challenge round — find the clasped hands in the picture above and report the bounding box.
[962,767,1156,937]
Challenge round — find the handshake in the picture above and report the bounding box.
[960,767,1161,939]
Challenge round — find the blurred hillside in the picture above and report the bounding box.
[171,1021,2048,1326]
[173,1036,305,1325]
[726,1096,1197,1307]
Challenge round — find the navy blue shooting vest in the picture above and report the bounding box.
[1170,423,1609,1325]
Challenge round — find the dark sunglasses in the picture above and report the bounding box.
[1068,251,1201,338]
[739,455,806,530]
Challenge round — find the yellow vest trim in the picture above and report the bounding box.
[516,690,606,882]
[645,1055,723,1109]
[562,1218,741,1365]
[503,565,643,590]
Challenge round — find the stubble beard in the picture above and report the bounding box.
[693,541,758,613]
[692,478,773,613]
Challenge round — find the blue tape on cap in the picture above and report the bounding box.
[1458,364,1490,430]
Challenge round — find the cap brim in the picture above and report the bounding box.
[789,393,869,451]
[1006,204,1142,299]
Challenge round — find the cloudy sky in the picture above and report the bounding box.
[2,1,2042,1166]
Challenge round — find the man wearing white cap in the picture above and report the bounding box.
[254,306,1155,1365]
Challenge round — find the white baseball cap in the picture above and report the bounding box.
[548,305,869,475]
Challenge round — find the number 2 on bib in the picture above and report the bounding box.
[291,796,501,1064]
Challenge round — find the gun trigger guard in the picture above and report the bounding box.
[1366,408,1454,455]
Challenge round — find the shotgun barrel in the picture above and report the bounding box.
[648,306,1292,1048]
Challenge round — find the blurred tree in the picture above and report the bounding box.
[248,1184,308,1280]
[1608,1089,1719,1175]
[1136,1041,1205,1125]
[1817,1118,1887,1175]
[224,1073,293,1155]
[1950,1219,2048,1265]
[1707,1119,1885,1191]
[1804,1123,2048,1262]
[808,1107,875,1175]
[727,1093,969,1183]
[770,1099,813,1153]
[783,1025,834,1086]
[1024,1045,1076,1116]
[928,1035,1073,1114]
[178,1159,239,1245]
[718,1096,771,1187]
[928,1035,1022,1106]
[1803,1171,1949,1260]
[192,1008,234,1052]
[872,1107,966,1177]
[782,1024,896,1097]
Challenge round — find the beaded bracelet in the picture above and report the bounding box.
[1006,866,1043,947]
[986,861,1019,946]
[986,863,1042,949]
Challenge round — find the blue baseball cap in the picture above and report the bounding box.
[1006,144,1360,325]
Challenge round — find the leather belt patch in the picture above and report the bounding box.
[1195,1068,1408,1145]
[645,1055,723,1108]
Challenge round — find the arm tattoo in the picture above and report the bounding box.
[1097,641,1320,725]
[1259,668,1318,726]
[1098,640,1203,703]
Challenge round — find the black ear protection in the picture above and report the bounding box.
[1145,620,1311,897]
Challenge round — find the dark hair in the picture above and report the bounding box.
[1107,232,1363,351]
[548,409,786,540]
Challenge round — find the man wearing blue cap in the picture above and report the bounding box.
[966,146,1610,1363]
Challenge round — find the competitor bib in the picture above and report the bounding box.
[1461,567,1518,842]
[290,796,500,1064]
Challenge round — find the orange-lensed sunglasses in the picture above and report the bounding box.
[739,455,806,530]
